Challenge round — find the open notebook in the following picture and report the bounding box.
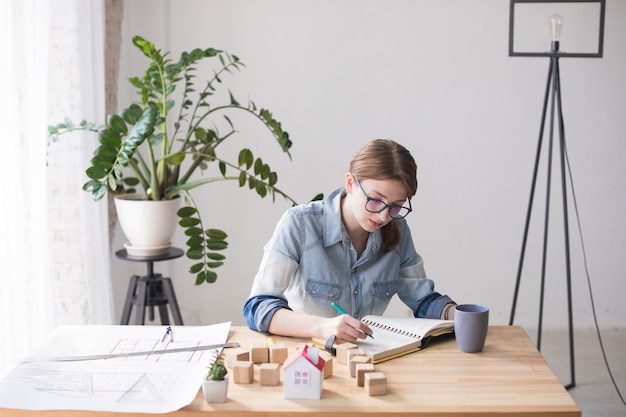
[356,315,454,363]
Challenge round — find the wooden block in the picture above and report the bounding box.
[319,351,333,379]
[269,343,288,364]
[233,361,254,384]
[225,347,249,368]
[356,363,376,386]
[259,363,281,386]
[336,342,358,365]
[349,355,371,377]
[364,372,387,396]
[250,343,269,364]
[346,348,365,361]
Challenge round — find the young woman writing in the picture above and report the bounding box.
[243,139,456,344]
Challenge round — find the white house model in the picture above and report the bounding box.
[282,344,326,400]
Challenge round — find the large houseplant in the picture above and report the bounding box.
[48,35,320,285]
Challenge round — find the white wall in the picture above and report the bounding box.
[111,0,626,331]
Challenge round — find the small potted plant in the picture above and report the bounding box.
[202,352,228,403]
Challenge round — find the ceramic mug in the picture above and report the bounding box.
[454,304,489,353]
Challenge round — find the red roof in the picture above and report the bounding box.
[283,344,326,372]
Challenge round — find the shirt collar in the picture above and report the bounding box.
[323,188,382,252]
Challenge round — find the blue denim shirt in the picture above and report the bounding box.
[243,188,454,332]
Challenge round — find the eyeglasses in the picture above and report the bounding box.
[354,177,412,219]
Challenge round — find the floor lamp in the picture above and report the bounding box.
[507,0,606,391]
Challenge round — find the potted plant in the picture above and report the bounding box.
[48,35,321,284]
[202,351,228,403]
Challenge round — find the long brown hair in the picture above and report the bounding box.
[349,139,417,252]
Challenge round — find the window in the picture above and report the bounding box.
[293,370,310,386]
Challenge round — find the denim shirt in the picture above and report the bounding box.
[243,188,454,332]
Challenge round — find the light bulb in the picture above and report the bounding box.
[550,14,563,41]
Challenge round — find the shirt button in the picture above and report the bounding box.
[353,290,358,295]
[329,293,334,298]
[385,292,390,297]
[311,290,317,295]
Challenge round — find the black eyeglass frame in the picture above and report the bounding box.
[353,177,413,219]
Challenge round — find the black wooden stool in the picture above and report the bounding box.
[116,247,184,325]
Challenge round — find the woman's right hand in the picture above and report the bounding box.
[320,314,373,344]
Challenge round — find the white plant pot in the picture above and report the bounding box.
[114,194,181,256]
[202,376,229,403]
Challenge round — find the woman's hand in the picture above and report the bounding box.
[266,309,373,343]
[320,314,373,344]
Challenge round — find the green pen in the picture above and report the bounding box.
[331,302,374,339]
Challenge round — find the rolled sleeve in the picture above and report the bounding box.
[422,294,455,319]
[243,295,291,332]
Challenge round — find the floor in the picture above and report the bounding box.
[528,327,625,417]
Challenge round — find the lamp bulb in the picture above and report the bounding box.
[550,14,563,41]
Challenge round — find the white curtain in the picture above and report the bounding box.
[0,0,113,377]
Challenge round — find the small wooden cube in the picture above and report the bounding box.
[349,355,371,377]
[346,348,366,368]
[336,342,358,365]
[269,343,288,364]
[319,350,333,379]
[250,343,269,364]
[233,361,254,384]
[364,372,387,396]
[259,363,281,386]
[356,363,376,386]
[225,347,249,368]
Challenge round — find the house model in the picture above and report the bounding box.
[282,344,326,400]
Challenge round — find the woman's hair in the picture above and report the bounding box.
[348,139,418,252]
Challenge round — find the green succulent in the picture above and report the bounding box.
[207,352,227,381]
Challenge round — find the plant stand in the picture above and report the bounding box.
[116,247,184,325]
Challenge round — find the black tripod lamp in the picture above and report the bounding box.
[507,0,605,390]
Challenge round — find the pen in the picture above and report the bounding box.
[331,303,374,339]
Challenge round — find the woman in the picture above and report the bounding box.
[243,139,456,344]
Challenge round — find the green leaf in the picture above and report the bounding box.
[205,229,228,239]
[97,129,121,147]
[254,158,262,176]
[268,172,277,186]
[168,151,185,166]
[107,114,128,134]
[184,226,203,236]
[179,217,201,227]
[205,241,228,251]
[238,149,253,169]
[203,270,218,284]
[195,273,207,285]
[186,236,204,246]
[177,206,198,217]
[186,247,204,259]
[229,91,240,106]
[122,177,140,186]
[255,181,267,197]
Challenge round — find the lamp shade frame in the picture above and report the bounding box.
[508,0,605,58]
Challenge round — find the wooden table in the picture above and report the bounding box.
[1,325,580,417]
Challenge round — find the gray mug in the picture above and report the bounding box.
[454,304,489,353]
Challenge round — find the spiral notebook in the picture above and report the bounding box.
[357,315,454,363]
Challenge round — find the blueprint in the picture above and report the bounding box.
[0,322,231,413]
